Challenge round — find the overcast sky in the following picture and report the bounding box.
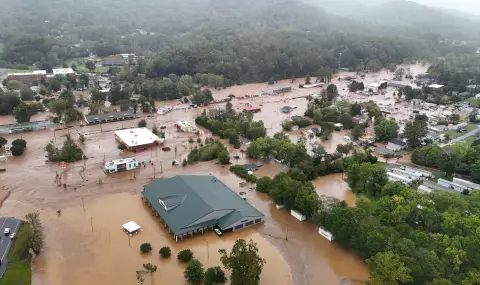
[411,0,480,15]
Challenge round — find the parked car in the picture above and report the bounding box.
[4,228,10,235]
[214,228,223,236]
[9,233,15,239]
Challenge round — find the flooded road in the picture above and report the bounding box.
[0,64,428,285]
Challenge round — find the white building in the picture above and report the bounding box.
[175,120,198,133]
[115,128,164,151]
[52,68,75,76]
[428,84,444,89]
[104,158,140,173]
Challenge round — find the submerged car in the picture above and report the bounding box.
[214,228,223,236]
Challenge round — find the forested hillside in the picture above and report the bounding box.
[0,0,478,82]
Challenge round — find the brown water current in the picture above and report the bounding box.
[0,64,429,285]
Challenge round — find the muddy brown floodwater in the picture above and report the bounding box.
[0,64,428,285]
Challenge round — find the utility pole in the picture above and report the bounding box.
[90,217,94,232]
[82,197,85,212]
[285,224,289,241]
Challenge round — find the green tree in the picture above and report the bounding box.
[118,99,130,111]
[13,102,35,123]
[0,136,7,148]
[85,61,96,72]
[366,251,412,285]
[159,246,171,258]
[184,259,204,284]
[12,139,27,148]
[471,162,480,183]
[256,177,272,194]
[138,119,147,128]
[48,78,62,92]
[374,119,399,142]
[6,80,24,90]
[351,125,363,140]
[218,150,230,165]
[20,87,35,101]
[11,144,26,156]
[25,212,44,254]
[49,99,68,119]
[437,152,457,176]
[326,84,338,101]
[142,263,157,275]
[366,104,382,119]
[404,118,428,147]
[305,75,311,85]
[178,249,194,263]
[140,243,152,253]
[219,239,265,285]
[204,266,227,285]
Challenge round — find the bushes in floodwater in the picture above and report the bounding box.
[229,165,257,183]
[187,141,229,164]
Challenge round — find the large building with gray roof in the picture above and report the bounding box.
[142,175,264,241]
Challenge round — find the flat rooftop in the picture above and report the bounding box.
[84,111,136,124]
[115,128,160,147]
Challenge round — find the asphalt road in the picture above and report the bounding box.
[0,217,22,279]
[441,126,480,147]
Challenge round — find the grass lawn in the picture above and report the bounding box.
[65,58,110,74]
[7,69,33,73]
[465,97,480,106]
[356,193,380,208]
[0,224,31,285]
[442,124,479,139]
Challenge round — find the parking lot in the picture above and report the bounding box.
[0,217,22,279]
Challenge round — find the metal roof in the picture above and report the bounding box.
[85,111,136,123]
[142,175,264,236]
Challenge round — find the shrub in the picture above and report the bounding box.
[159,246,171,258]
[229,165,257,183]
[140,243,152,253]
[187,141,228,164]
[197,137,201,143]
[281,120,294,131]
[218,150,230,165]
[204,266,227,284]
[11,145,25,156]
[292,117,312,128]
[182,159,188,167]
[12,139,27,148]
[138,119,147,128]
[256,177,273,194]
[45,135,84,162]
[0,136,7,148]
[189,137,194,143]
[184,259,204,284]
[178,249,193,263]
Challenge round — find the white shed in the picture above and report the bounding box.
[318,227,335,241]
[291,210,306,221]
